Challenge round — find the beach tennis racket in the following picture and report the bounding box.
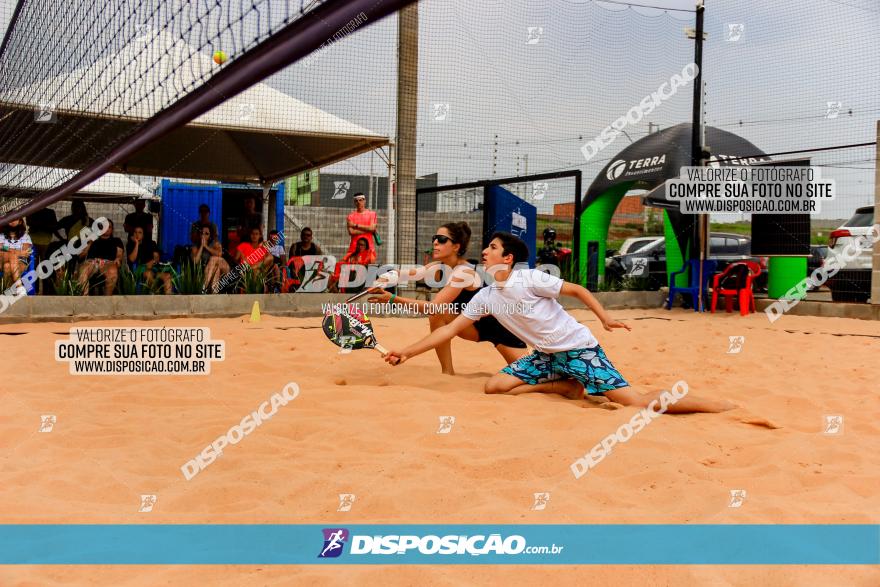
[322,304,388,355]
[343,269,399,303]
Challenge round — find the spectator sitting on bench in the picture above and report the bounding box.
[123,197,154,239]
[329,236,376,293]
[0,217,33,284]
[289,227,322,258]
[190,203,219,246]
[192,224,229,293]
[127,226,172,294]
[235,227,275,272]
[77,219,124,296]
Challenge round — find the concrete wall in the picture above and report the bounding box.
[5,290,880,323]
[282,206,484,265]
[0,290,667,323]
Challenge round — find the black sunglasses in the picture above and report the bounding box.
[432,234,454,244]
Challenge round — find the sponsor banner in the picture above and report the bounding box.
[0,524,876,564]
[668,166,835,214]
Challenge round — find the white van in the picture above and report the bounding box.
[828,205,875,302]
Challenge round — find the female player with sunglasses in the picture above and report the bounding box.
[368,221,528,375]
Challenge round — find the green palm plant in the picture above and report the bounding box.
[54,270,85,296]
[146,268,175,295]
[174,262,205,295]
[115,265,140,295]
[238,266,267,294]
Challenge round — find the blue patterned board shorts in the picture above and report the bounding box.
[501,345,629,396]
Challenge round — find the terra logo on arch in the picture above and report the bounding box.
[606,159,628,180]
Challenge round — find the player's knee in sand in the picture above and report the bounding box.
[484,373,518,394]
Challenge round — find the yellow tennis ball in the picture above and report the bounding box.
[213,50,228,65]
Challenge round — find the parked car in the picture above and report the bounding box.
[605,236,663,267]
[827,205,874,302]
[605,233,768,290]
[619,236,663,256]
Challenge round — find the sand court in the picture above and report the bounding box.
[1,308,878,584]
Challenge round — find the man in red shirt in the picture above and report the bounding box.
[345,193,377,257]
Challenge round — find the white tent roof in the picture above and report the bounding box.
[0,165,152,201]
[0,31,388,182]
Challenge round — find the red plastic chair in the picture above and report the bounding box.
[711,261,761,316]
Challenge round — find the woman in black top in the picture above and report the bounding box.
[367,221,526,375]
[77,219,124,295]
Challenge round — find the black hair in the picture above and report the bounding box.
[356,237,369,250]
[2,218,27,240]
[490,231,529,266]
[98,218,114,237]
[439,221,472,257]
[198,203,210,213]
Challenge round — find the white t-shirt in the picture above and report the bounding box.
[0,232,32,251]
[462,268,598,353]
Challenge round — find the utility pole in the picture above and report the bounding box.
[686,0,708,310]
[395,4,418,266]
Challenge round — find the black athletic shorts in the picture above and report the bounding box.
[473,316,527,348]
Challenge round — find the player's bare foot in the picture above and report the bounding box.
[557,379,584,400]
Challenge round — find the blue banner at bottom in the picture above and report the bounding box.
[1,525,877,564]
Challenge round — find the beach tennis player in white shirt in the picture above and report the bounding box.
[384,232,735,414]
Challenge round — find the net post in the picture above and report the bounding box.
[872,120,880,306]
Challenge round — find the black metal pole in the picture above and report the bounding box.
[691,0,706,310]
[0,0,26,59]
[573,170,582,285]
[691,3,705,170]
